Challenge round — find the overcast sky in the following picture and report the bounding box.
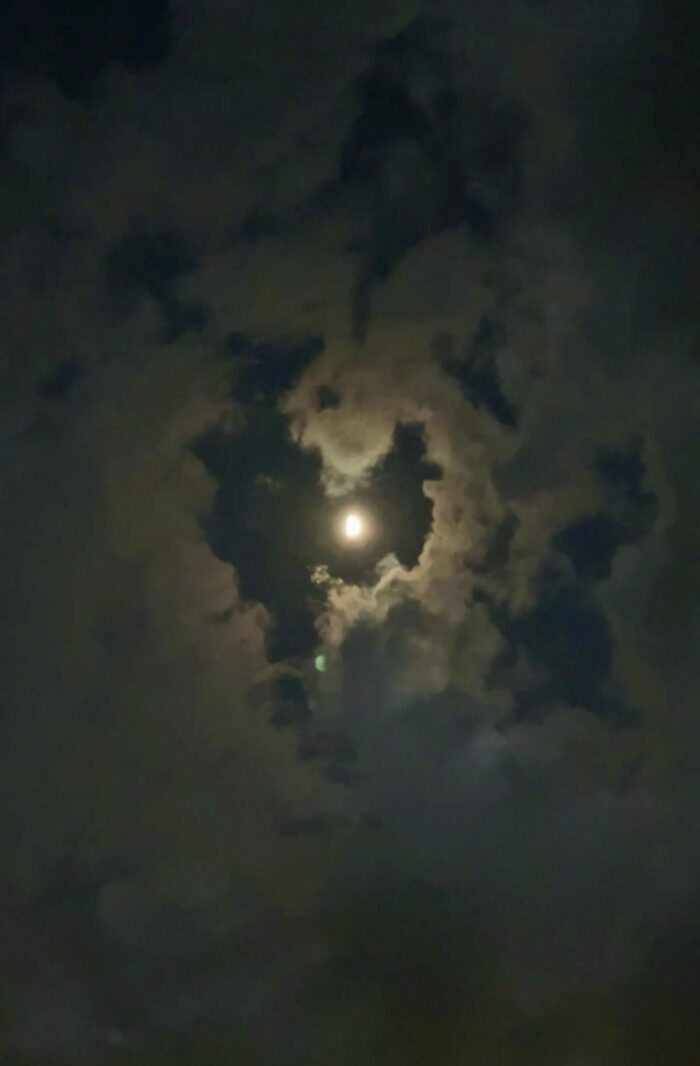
[1,1,699,1063]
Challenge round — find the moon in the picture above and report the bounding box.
[335,506,373,549]
[343,512,364,540]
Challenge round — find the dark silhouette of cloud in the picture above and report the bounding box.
[36,357,82,400]
[437,315,519,427]
[0,0,171,97]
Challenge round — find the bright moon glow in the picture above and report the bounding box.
[343,512,363,540]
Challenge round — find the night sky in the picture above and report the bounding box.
[1,1,699,1063]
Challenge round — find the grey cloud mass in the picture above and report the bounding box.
[0,0,698,1063]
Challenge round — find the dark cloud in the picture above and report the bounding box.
[36,357,82,400]
[505,565,630,721]
[227,332,325,405]
[295,14,527,340]
[315,383,342,411]
[106,227,207,341]
[436,316,519,427]
[0,0,171,98]
[554,512,626,583]
[1,0,698,1063]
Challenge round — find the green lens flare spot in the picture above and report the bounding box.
[314,654,326,673]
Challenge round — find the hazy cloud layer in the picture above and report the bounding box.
[0,1,698,1063]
